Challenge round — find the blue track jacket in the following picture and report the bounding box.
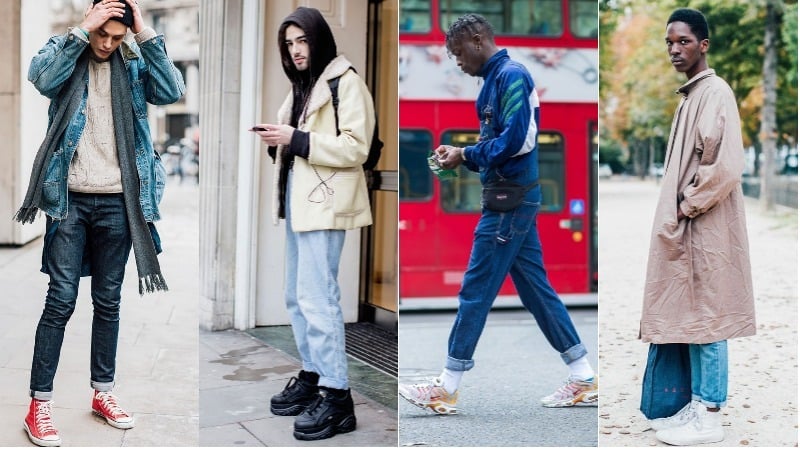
[463,49,540,187]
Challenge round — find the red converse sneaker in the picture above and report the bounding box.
[23,398,62,447]
[92,390,135,429]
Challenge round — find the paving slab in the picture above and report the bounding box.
[199,329,399,446]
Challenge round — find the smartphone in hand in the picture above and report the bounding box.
[249,126,267,132]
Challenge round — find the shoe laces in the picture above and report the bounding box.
[95,392,127,418]
[410,378,446,400]
[282,376,301,392]
[304,393,325,415]
[33,401,57,435]
[552,379,584,398]
[678,402,698,422]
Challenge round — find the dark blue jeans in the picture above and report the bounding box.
[30,193,131,400]
[446,188,587,371]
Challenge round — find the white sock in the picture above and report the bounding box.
[567,356,594,381]
[439,368,463,394]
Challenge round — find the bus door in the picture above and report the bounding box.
[399,130,440,298]
[439,130,577,295]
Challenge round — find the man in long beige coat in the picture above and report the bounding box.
[639,8,756,446]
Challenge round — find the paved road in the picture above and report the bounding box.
[597,178,798,447]
[399,308,598,447]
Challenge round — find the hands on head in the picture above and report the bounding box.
[81,0,144,34]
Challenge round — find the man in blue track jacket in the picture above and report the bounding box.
[399,13,597,415]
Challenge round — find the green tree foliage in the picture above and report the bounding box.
[601,0,798,172]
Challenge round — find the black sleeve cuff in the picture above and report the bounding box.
[287,130,310,159]
[267,146,277,163]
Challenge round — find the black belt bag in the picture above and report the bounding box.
[482,180,539,212]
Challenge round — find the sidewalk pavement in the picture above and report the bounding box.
[0,180,199,446]
[199,328,398,446]
[598,178,798,447]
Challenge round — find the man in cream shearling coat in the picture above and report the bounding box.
[251,6,375,442]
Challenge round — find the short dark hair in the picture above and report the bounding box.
[92,0,133,28]
[445,13,495,51]
[667,8,709,41]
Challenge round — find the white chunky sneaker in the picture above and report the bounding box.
[650,400,697,431]
[656,404,724,446]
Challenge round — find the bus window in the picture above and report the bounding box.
[439,130,565,212]
[439,0,563,37]
[539,132,565,212]
[440,131,482,212]
[569,0,598,38]
[400,130,434,200]
[400,0,432,32]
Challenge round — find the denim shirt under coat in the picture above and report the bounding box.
[28,29,185,222]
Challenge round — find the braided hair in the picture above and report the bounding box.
[445,13,495,53]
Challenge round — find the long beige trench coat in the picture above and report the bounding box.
[640,69,756,344]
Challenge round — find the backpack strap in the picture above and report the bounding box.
[328,67,355,137]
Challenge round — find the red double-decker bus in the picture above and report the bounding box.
[399,0,598,309]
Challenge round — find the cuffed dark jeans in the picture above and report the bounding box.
[30,192,131,400]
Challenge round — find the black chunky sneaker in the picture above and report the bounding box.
[270,372,319,416]
[293,387,357,441]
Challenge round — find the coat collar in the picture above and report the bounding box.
[120,41,140,61]
[676,68,715,96]
[478,49,508,79]
[301,54,354,122]
[277,54,354,126]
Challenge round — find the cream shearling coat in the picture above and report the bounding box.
[271,55,375,232]
[640,69,756,344]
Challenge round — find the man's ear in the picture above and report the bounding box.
[699,38,709,54]
[471,33,482,46]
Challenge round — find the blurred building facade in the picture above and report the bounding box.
[0,0,199,245]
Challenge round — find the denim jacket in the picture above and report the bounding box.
[28,28,185,221]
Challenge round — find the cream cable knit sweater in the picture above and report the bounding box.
[68,58,123,193]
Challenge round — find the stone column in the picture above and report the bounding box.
[0,0,22,244]
[198,0,244,330]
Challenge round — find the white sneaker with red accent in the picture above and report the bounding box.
[92,390,135,429]
[540,376,599,407]
[24,399,62,447]
[398,377,458,415]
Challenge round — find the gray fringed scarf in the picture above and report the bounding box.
[15,49,167,295]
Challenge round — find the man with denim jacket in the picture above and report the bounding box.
[16,0,184,446]
[398,14,597,415]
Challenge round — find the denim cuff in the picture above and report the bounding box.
[318,376,348,390]
[30,390,53,401]
[560,343,588,364]
[692,394,727,409]
[91,380,115,392]
[445,355,475,371]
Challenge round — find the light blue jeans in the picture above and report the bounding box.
[284,170,348,389]
[689,340,728,408]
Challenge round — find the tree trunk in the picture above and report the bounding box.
[759,0,782,212]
